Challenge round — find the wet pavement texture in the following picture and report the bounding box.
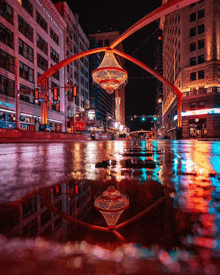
[1,139,220,274]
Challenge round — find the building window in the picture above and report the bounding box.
[98,40,103,47]
[190,12,196,22]
[0,23,14,49]
[18,15,33,42]
[0,49,14,73]
[19,61,34,83]
[190,27,196,37]
[198,70,205,79]
[198,101,205,109]
[198,24,205,34]
[22,0,33,16]
[104,39,109,46]
[36,11,47,32]
[190,57,196,66]
[50,47,59,63]
[50,28,59,45]
[190,3,196,7]
[198,39,204,49]
[198,54,204,64]
[198,8,204,19]
[37,34,48,55]
[0,0,14,25]
[51,65,59,81]
[190,42,196,52]
[0,75,15,97]
[37,53,48,71]
[19,39,33,63]
[190,72,196,81]
[190,102,197,110]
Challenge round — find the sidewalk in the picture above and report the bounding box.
[0,129,86,143]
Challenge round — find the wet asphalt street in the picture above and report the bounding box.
[1,139,220,274]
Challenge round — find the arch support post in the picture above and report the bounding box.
[176,96,182,139]
[40,78,48,129]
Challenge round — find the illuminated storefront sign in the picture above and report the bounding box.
[174,108,220,121]
[0,101,15,108]
[87,109,96,120]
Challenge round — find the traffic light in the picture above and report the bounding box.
[141,115,146,121]
[73,86,77,97]
[153,116,158,122]
[35,89,39,99]
[53,88,58,101]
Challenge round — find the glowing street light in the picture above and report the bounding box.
[92,50,128,94]
[94,186,129,229]
[158,98,164,139]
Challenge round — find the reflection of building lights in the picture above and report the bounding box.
[119,125,123,131]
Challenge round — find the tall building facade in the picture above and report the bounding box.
[0,0,89,132]
[161,0,220,139]
[154,29,163,130]
[89,31,126,130]
[55,2,90,132]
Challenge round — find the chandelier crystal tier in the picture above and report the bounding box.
[92,50,128,94]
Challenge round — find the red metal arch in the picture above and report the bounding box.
[38,48,182,127]
[37,0,199,127]
[112,49,182,127]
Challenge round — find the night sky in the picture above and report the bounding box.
[57,0,163,129]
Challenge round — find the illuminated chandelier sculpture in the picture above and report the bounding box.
[94,186,129,229]
[92,50,128,94]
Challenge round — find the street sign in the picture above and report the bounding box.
[38,98,44,102]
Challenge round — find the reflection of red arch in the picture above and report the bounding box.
[38,0,198,129]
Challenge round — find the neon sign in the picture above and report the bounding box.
[0,101,15,108]
[174,108,220,121]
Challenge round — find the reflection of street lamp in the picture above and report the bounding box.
[94,186,129,229]
[158,98,164,139]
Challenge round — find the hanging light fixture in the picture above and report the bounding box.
[92,50,128,94]
[94,186,129,229]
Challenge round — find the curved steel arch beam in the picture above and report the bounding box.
[112,49,182,128]
[109,0,198,49]
[37,47,108,85]
[112,49,182,98]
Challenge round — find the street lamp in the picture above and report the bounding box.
[94,186,129,229]
[158,98,164,139]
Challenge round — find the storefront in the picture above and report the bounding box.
[189,118,207,138]
[0,108,16,129]
[48,119,62,132]
[20,113,37,131]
